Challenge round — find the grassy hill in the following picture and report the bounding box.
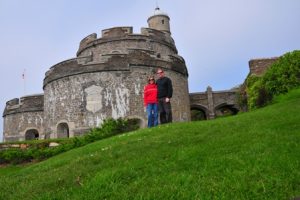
[0,89,300,200]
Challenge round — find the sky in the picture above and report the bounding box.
[0,0,299,141]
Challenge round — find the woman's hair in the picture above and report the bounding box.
[148,75,155,83]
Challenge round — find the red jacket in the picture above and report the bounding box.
[143,83,158,106]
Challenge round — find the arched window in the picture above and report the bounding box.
[57,123,69,138]
[25,129,39,140]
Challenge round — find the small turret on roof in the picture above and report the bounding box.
[147,7,171,34]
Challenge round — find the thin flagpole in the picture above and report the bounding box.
[22,69,26,95]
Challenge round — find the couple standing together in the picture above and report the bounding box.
[143,68,173,127]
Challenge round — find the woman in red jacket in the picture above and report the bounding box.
[143,76,158,127]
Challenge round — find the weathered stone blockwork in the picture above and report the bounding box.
[248,57,278,76]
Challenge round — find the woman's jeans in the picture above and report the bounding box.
[146,103,158,127]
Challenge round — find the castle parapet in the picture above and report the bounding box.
[3,94,44,116]
[5,98,19,108]
[78,33,97,53]
[141,28,175,46]
[77,27,177,57]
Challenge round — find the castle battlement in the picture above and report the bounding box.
[3,94,44,117]
[77,27,176,57]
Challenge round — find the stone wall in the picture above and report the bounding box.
[248,57,278,76]
[43,65,190,138]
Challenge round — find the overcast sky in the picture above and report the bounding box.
[0,0,299,141]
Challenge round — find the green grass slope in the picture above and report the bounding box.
[1,89,300,200]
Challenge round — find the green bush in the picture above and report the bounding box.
[263,50,300,95]
[246,75,263,109]
[84,118,140,143]
[245,50,300,110]
[0,149,32,164]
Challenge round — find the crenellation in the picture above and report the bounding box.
[78,33,97,53]
[101,27,133,38]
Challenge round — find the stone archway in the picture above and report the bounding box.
[57,123,69,138]
[25,129,39,140]
[215,103,239,117]
[190,105,209,121]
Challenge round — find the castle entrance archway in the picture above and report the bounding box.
[57,123,69,138]
[25,129,39,140]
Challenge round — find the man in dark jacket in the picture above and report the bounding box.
[156,68,173,124]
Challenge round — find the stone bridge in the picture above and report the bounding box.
[189,86,240,120]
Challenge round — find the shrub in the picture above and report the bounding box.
[263,50,300,95]
[246,75,264,109]
[84,118,140,143]
[0,149,32,164]
[245,50,300,110]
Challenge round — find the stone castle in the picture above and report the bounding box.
[2,8,278,142]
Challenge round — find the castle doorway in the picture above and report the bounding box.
[57,123,69,138]
[25,129,39,140]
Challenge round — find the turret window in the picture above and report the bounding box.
[162,20,164,24]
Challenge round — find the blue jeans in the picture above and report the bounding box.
[146,103,158,127]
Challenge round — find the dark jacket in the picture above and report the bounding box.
[156,77,173,98]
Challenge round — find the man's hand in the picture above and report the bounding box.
[165,97,170,103]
